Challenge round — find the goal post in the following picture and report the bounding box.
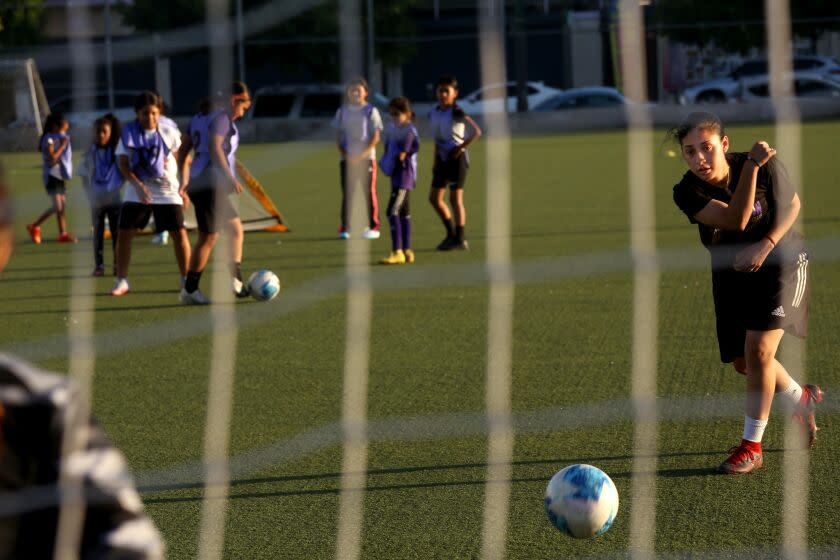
[0,58,49,151]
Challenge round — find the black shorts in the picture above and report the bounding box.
[188,171,238,233]
[45,176,66,196]
[431,154,468,190]
[712,250,810,363]
[119,202,185,233]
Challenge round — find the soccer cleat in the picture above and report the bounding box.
[57,232,77,243]
[449,239,470,251]
[362,228,381,240]
[338,231,350,240]
[403,249,415,264]
[91,265,105,277]
[151,231,169,245]
[110,278,130,296]
[233,277,251,298]
[26,224,42,244]
[718,443,763,474]
[380,250,406,265]
[793,384,823,449]
[436,236,454,251]
[179,288,211,305]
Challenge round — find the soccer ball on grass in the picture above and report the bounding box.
[544,464,619,538]
[248,269,280,301]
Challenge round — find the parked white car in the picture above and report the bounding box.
[456,81,562,114]
[49,90,140,130]
[679,55,840,104]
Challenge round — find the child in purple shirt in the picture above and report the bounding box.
[378,97,420,264]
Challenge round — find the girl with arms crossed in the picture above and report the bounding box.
[78,113,123,276]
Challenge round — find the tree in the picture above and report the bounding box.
[117,0,422,82]
[0,0,45,47]
[653,0,840,53]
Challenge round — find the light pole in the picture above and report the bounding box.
[366,0,375,88]
[104,0,114,110]
[236,0,245,83]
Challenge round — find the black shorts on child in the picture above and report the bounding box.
[118,202,184,233]
[431,155,468,190]
[45,176,66,196]
[187,168,239,233]
[712,250,810,363]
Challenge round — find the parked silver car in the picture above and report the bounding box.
[679,55,840,104]
[532,87,625,111]
[736,72,840,101]
[249,84,389,119]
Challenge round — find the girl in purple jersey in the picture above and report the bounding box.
[378,96,419,264]
[177,82,252,305]
[27,113,77,244]
[79,113,123,276]
[671,112,822,474]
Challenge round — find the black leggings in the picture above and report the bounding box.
[91,192,121,268]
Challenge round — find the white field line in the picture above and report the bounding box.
[2,391,839,516]
[9,237,840,366]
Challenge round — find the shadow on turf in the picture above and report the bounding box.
[142,450,783,504]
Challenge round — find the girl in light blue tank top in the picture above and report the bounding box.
[26,113,77,244]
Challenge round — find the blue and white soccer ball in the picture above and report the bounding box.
[544,464,619,538]
[248,269,280,301]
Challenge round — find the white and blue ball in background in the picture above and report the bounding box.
[248,269,281,301]
[544,464,619,538]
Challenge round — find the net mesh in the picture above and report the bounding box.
[1,1,837,558]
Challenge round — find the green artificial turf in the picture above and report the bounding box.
[1,122,839,558]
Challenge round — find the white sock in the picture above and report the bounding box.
[778,379,803,410]
[742,416,768,443]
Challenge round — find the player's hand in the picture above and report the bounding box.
[399,152,407,162]
[232,179,244,194]
[748,141,776,167]
[180,190,190,210]
[136,183,152,204]
[734,239,773,273]
[449,146,465,159]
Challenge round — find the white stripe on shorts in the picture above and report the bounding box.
[792,252,807,309]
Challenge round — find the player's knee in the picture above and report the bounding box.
[744,339,776,367]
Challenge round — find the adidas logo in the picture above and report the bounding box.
[771,306,786,318]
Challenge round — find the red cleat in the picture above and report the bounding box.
[57,232,78,243]
[793,384,823,449]
[719,441,763,475]
[26,224,41,244]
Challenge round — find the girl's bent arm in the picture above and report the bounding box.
[692,141,775,231]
